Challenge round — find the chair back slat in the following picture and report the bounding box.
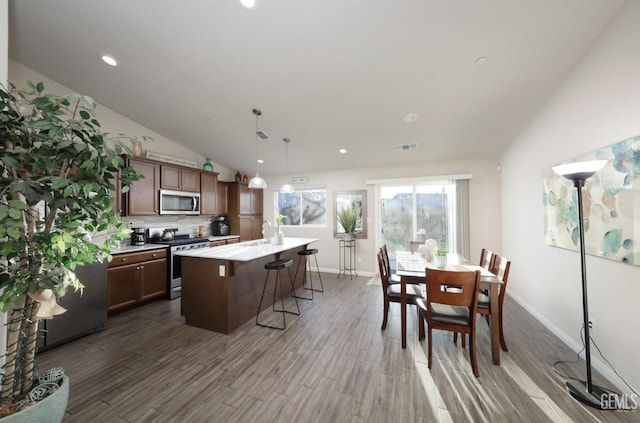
[377,250,390,289]
[479,248,495,270]
[426,269,480,308]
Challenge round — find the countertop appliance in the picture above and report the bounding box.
[132,227,147,245]
[212,217,229,236]
[148,232,210,299]
[159,189,201,215]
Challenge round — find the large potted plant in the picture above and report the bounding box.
[0,81,144,420]
[337,202,361,240]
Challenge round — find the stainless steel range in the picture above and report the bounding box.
[148,229,210,299]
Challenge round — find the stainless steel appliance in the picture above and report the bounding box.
[212,217,229,236]
[148,231,210,299]
[37,260,108,350]
[159,189,201,215]
[131,227,147,245]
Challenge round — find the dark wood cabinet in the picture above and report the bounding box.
[110,169,122,215]
[228,182,263,241]
[200,171,219,215]
[217,181,228,215]
[125,157,160,216]
[160,164,201,192]
[108,248,167,314]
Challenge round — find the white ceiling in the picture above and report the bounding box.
[7,0,625,176]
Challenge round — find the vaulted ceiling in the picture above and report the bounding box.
[7,0,625,176]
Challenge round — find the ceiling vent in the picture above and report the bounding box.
[394,143,418,151]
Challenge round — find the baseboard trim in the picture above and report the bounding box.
[507,291,636,396]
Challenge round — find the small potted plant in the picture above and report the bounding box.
[0,81,145,420]
[337,203,361,240]
[434,247,448,269]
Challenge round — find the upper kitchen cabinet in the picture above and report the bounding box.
[217,181,229,216]
[200,171,219,215]
[161,164,201,192]
[125,157,160,216]
[228,182,263,240]
[231,182,263,215]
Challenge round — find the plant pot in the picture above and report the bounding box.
[434,255,447,269]
[0,375,69,423]
[344,233,354,241]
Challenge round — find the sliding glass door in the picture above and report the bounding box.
[379,179,469,267]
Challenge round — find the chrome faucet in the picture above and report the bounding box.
[262,220,271,240]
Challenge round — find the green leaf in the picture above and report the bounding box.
[7,200,28,210]
[36,82,45,93]
[79,110,90,120]
[8,208,22,220]
[6,227,21,239]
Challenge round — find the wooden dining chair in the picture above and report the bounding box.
[417,268,481,377]
[477,254,511,351]
[479,248,495,269]
[380,244,401,284]
[377,249,424,331]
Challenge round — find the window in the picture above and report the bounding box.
[275,188,327,226]
[376,177,469,259]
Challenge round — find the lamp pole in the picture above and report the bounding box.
[553,160,617,410]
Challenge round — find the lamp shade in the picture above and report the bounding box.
[248,173,267,189]
[552,160,607,181]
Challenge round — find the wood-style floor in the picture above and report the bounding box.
[37,273,638,422]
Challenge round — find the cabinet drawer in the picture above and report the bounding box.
[109,248,167,268]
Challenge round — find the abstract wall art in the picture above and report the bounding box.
[542,135,640,265]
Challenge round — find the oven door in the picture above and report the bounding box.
[160,189,200,215]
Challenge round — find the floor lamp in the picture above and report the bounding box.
[552,159,618,410]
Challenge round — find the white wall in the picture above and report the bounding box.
[8,60,235,182]
[263,157,502,275]
[501,1,640,393]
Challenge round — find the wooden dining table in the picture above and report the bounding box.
[395,251,504,366]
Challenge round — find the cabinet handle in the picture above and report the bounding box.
[136,266,140,270]
[140,266,144,269]
[121,258,127,262]
[152,253,157,257]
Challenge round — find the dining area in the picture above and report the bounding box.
[377,243,511,378]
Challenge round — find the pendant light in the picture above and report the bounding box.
[248,108,267,189]
[280,138,294,193]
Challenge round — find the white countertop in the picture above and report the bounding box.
[175,237,318,262]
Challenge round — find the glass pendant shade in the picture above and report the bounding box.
[248,173,267,189]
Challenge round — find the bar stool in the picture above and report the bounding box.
[256,258,300,330]
[292,248,323,301]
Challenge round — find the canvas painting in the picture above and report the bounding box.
[542,135,640,265]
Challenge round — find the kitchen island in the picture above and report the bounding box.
[177,237,318,334]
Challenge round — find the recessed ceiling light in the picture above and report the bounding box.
[239,0,258,10]
[475,56,487,65]
[403,113,418,123]
[339,149,347,154]
[100,54,119,67]
[257,159,264,164]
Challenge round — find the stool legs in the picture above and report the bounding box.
[256,266,300,330]
[293,252,324,301]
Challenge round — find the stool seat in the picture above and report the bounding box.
[265,259,292,270]
[298,249,318,256]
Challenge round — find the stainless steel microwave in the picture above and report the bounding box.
[159,189,200,215]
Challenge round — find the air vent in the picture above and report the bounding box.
[255,130,270,140]
[394,143,418,151]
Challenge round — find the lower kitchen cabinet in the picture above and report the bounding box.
[108,248,167,314]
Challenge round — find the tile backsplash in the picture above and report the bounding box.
[124,215,220,237]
